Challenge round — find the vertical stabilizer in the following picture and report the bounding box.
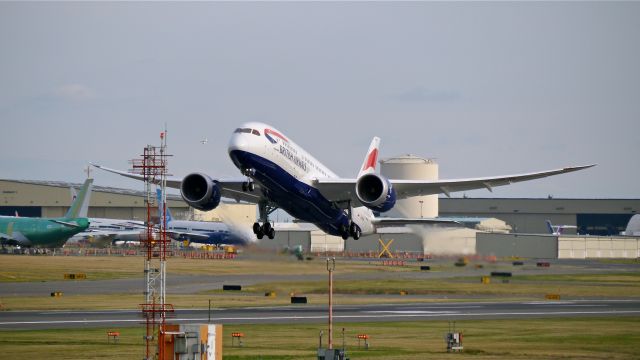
[65,179,93,219]
[545,220,555,234]
[358,137,381,178]
[156,188,173,223]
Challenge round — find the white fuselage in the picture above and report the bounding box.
[228,122,375,236]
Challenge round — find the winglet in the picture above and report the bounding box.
[358,137,381,177]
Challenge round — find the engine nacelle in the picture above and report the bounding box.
[355,173,396,212]
[180,173,221,211]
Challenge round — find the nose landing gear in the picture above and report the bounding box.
[242,181,255,192]
[241,168,256,192]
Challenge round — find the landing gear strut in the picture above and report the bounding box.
[242,181,255,192]
[242,168,256,192]
[254,201,277,240]
[338,200,361,240]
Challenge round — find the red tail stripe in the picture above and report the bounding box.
[362,148,378,171]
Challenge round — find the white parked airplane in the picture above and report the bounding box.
[92,122,594,241]
[545,220,578,235]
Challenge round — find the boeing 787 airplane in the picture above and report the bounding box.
[93,122,594,241]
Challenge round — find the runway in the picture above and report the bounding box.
[1,299,639,330]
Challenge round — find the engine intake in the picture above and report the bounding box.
[180,173,221,211]
[355,173,396,212]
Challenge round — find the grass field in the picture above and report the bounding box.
[2,273,638,311]
[0,254,413,283]
[244,272,640,299]
[1,254,639,358]
[1,317,638,359]
[2,252,639,311]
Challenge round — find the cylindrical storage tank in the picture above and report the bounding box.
[380,155,438,218]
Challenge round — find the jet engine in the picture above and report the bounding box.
[180,173,221,211]
[355,173,396,212]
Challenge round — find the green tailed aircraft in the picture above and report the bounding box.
[0,179,92,248]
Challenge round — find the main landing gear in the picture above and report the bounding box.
[253,221,275,240]
[340,221,361,240]
[254,201,277,240]
[337,200,361,240]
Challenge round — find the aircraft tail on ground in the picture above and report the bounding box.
[545,220,555,234]
[64,179,93,219]
[156,189,173,223]
[545,220,576,235]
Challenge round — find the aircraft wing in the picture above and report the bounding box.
[166,230,211,240]
[91,163,263,204]
[372,217,462,227]
[84,229,143,237]
[314,164,595,204]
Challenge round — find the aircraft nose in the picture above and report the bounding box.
[228,131,254,156]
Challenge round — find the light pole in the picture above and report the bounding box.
[419,200,424,218]
[327,257,336,349]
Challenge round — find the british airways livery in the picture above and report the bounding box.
[93,122,594,241]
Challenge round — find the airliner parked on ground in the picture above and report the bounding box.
[0,179,92,248]
[93,122,594,241]
[157,190,247,246]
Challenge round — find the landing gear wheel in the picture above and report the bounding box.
[248,182,255,192]
[267,227,275,239]
[263,222,272,233]
[242,182,248,192]
[339,223,349,240]
[349,222,357,236]
[256,229,264,239]
[253,222,261,234]
[353,227,361,240]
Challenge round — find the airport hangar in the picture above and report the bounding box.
[1,173,638,259]
[0,179,253,223]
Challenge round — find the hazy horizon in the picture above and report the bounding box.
[1,2,638,199]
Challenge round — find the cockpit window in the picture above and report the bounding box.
[252,129,260,136]
[234,128,252,134]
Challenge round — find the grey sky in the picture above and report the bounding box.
[0,2,638,198]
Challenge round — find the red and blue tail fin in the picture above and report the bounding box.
[358,137,381,178]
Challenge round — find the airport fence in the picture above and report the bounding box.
[43,247,239,259]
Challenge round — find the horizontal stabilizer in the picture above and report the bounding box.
[49,219,82,228]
